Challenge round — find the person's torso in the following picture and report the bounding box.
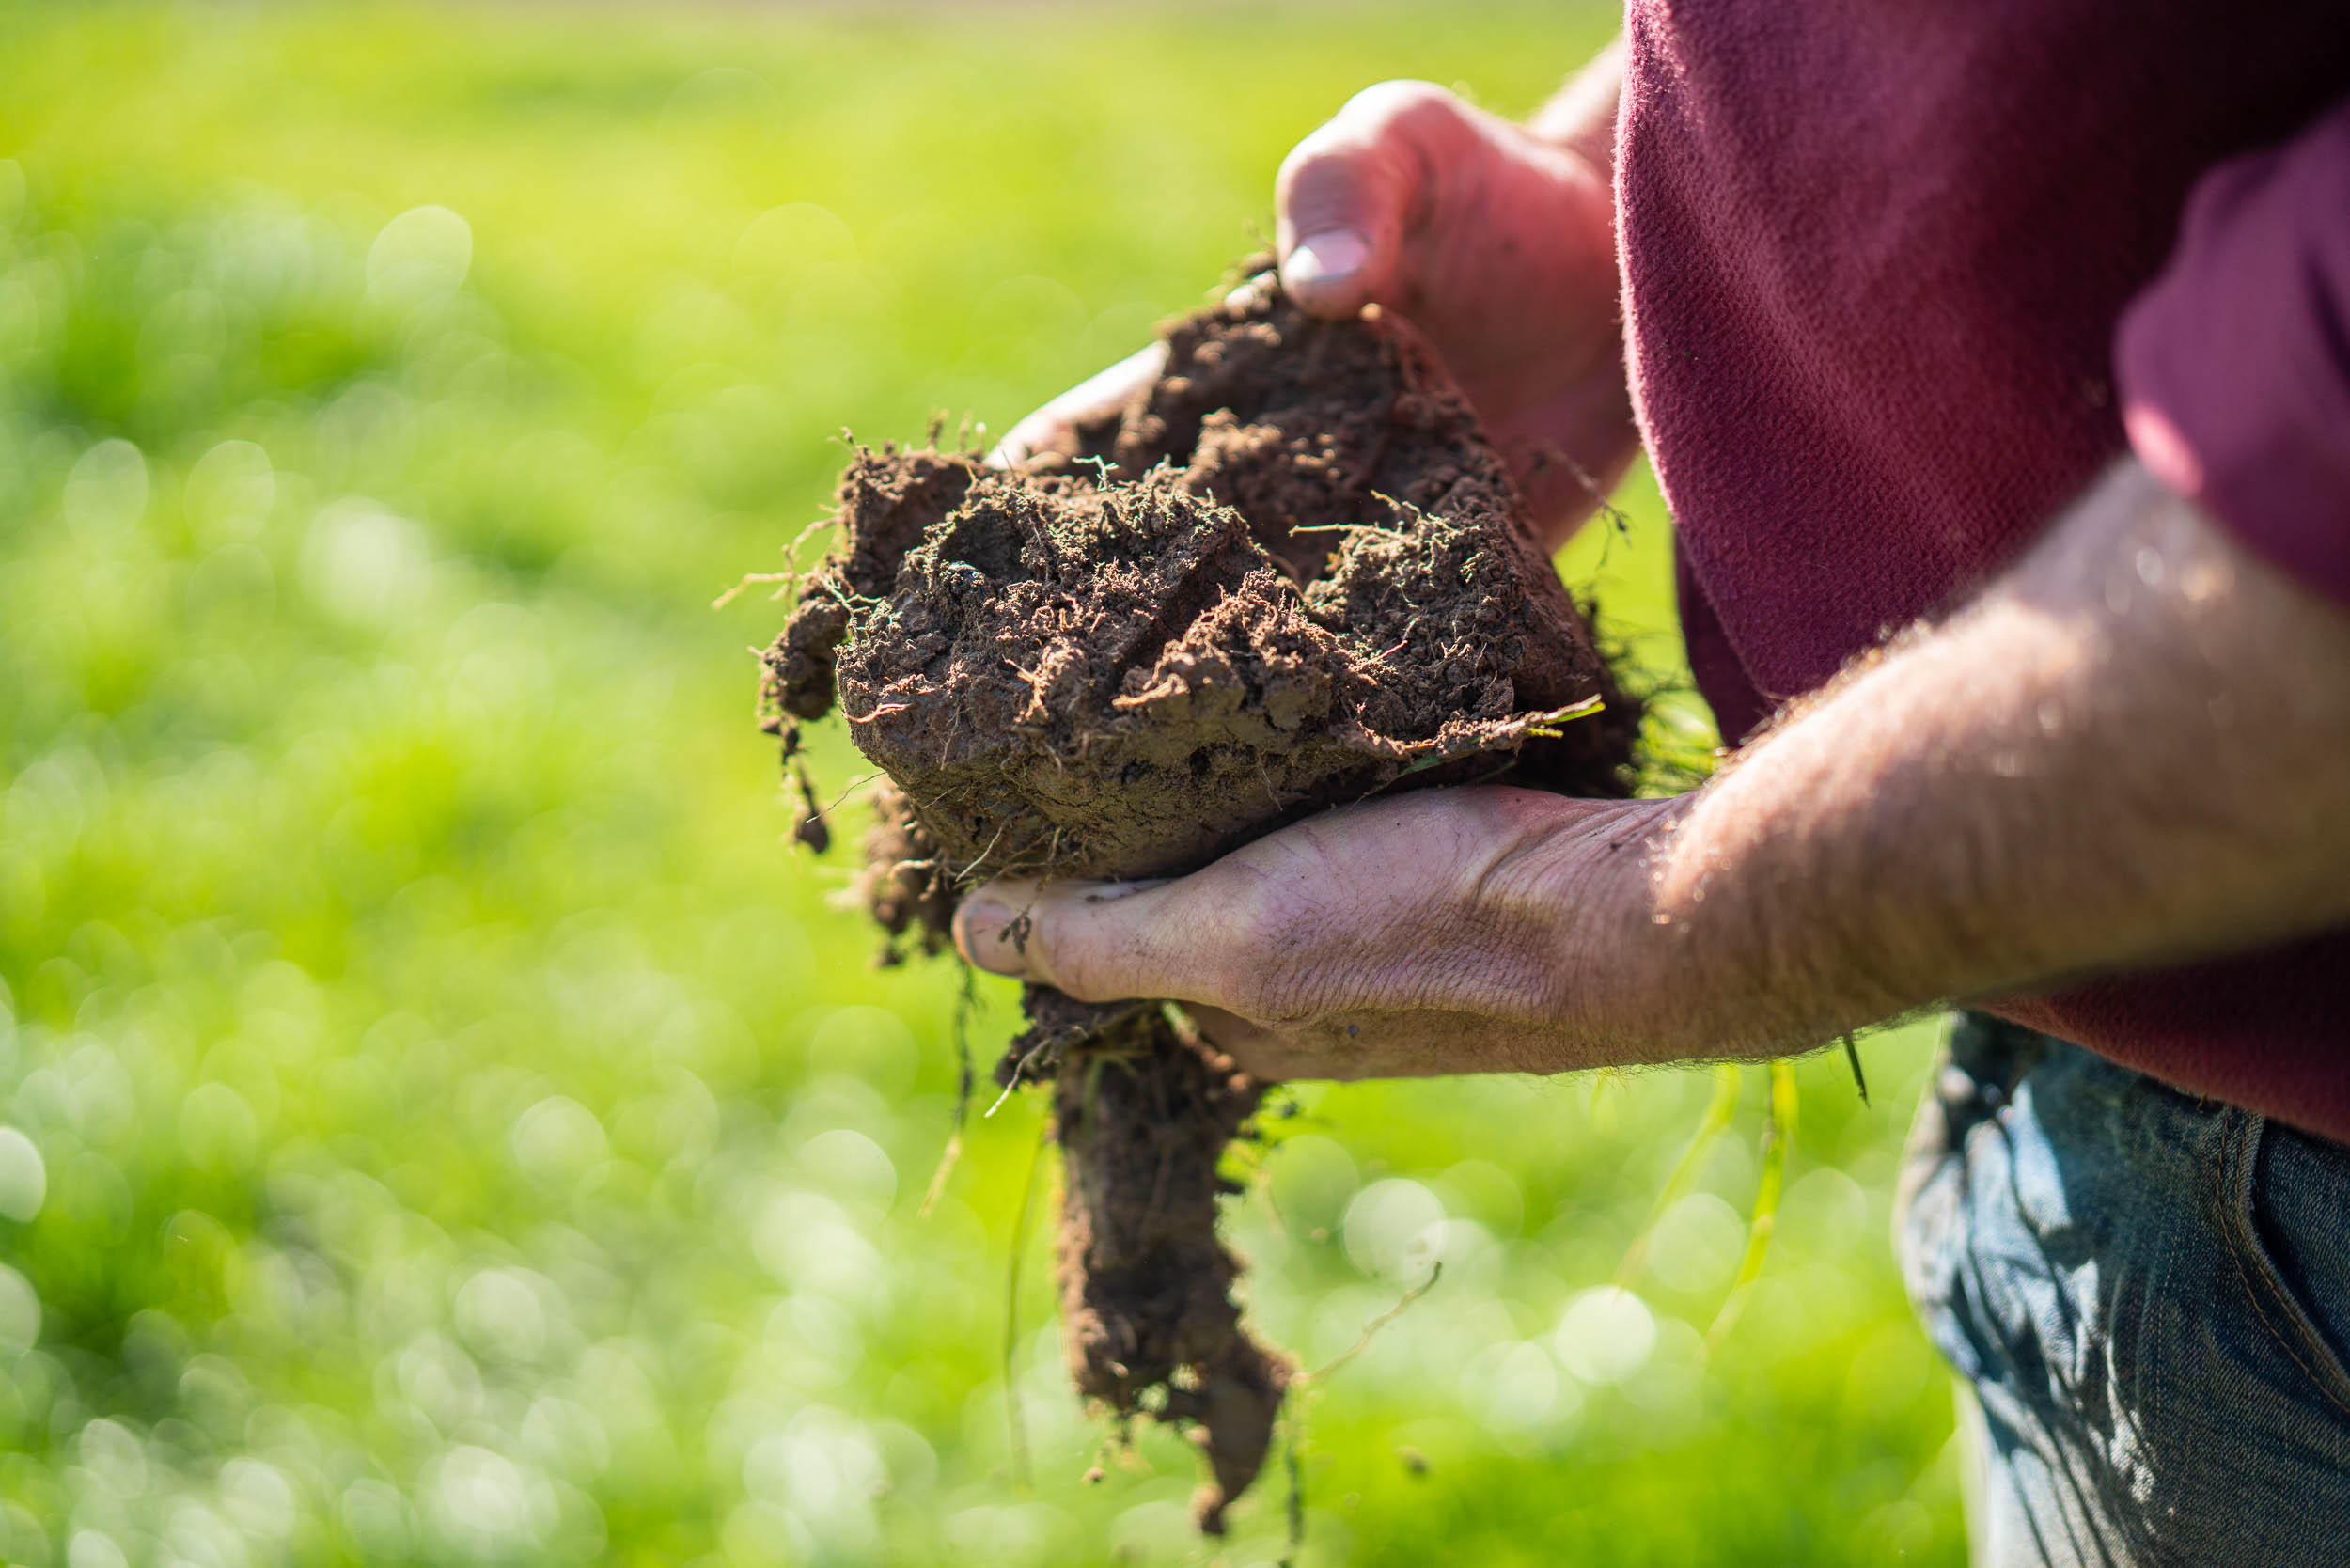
[1616,0,2350,1140]
[1621,0,2350,738]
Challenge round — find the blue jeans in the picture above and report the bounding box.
[1898,1013,2350,1566]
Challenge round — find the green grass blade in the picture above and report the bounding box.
[1705,1058,1800,1355]
[1615,1062,1742,1288]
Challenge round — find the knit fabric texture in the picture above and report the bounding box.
[1619,0,2350,1140]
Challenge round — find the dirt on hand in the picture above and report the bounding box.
[760,272,1635,1531]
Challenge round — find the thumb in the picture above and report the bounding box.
[953,875,1180,1000]
[1274,79,1474,318]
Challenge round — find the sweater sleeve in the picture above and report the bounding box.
[2117,97,2350,607]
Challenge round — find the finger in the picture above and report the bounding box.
[954,796,1460,1015]
[1274,79,1475,318]
[953,874,1180,996]
[955,790,1535,1007]
[986,341,1167,468]
[954,881,1318,1078]
[952,877,1054,977]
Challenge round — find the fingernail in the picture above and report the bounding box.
[1283,228,1370,291]
[954,891,1030,977]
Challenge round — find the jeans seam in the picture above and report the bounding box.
[2207,1110,2350,1421]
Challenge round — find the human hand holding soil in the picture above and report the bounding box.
[952,785,1688,1082]
[959,463,2350,1093]
[1000,72,1635,549]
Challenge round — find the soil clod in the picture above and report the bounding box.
[759,272,1635,1529]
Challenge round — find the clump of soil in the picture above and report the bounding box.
[1054,1006,1280,1535]
[760,273,1634,1530]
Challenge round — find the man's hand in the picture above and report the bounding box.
[1000,62,1637,549]
[953,789,1679,1082]
[957,463,2350,1082]
[1272,78,1633,545]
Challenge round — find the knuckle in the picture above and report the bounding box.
[1182,888,1304,1020]
[1339,77,1459,131]
[1278,80,1460,214]
[1226,915,1369,1027]
[1029,914,1126,1002]
[1202,922,1286,1018]
[1243,965,1349,1028]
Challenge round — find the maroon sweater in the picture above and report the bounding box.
[1618,1,2350,1141]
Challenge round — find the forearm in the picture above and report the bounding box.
[1527,36,1625,179]
[1573,461,2350,1058]
[1516,37,1635,531]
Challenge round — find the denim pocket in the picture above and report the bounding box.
[2214,1109,2350,1419]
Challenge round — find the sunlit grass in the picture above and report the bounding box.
[0,5,1960,1564]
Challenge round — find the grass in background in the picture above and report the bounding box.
[0,4,1960,1563]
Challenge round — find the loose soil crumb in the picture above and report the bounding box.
[852,779,954,965]
[759,272,1635,1529]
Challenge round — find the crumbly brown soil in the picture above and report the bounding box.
[1054,1006,1280,1535]
[760,274,1634,1530]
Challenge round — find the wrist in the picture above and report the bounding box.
[1542,782,1859,1066]
[1525,792,1737,1065]
[1526,36,1625,179]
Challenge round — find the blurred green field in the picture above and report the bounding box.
[0,4,1963,1564]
